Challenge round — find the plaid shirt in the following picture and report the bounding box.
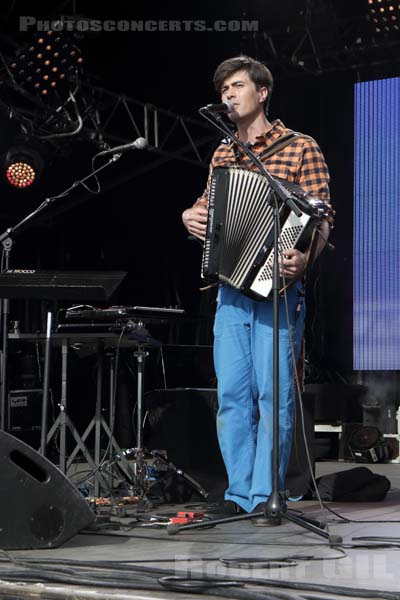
[197,119,330,208]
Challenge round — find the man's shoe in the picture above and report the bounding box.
[251,502,282,527]
[205,500,244,516]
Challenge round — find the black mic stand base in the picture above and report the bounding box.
[165,479,340,545]
[166,505,343,545]
[261,489,284,525]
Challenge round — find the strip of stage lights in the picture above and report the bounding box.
[353,76,400,370]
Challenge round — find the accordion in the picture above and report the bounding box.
[201,166,327,300]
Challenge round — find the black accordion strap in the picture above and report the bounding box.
[232,130,314,164]
[257,130,314,162]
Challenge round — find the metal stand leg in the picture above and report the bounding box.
[46,338,111,493]
[108,352,115,490]
[66,344,136,496]
[94,346,103,497]
[108,345,151,499]
[0,297,9,430]
[114,345,209,504]
[59,339,67,472]
[134,347,148,493]
[0,237,12,432]
[39,311,52,456]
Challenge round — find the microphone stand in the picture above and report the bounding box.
[0,154,122,434]
[170,108,340,544]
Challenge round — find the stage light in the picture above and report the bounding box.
[367,0,400,34]
[6,162,35,188]
[4,145,44,190]
[9,29,83,100]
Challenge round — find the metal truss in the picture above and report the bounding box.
[250,0,400,75]
[0,62,219,173]
[0,75,219,233]
[76,81,219,169]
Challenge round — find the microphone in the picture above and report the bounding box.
[96,137,148,157]
[201,100,234,113]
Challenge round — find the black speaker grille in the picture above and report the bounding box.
[30,505,64,542]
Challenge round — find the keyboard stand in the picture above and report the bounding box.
[46,337,112,495]
[65,342,136,497]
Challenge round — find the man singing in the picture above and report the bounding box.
[182,55,331,518]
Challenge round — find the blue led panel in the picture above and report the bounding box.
[354,77,400,369]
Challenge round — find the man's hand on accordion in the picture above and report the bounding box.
[279,248,307,281]
[182,202,208,241]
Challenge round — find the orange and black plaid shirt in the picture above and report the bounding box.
[197,119,331,208]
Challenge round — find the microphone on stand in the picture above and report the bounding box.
[96,137,148,157]
[200,100,235,113]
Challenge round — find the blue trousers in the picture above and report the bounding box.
[213,284,305,513]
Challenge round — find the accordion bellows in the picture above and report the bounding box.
[201,166,324,300]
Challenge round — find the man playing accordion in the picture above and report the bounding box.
[182,55,332,518]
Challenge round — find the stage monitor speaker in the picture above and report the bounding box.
[0,431,95,550]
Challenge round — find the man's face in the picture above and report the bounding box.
[220,69,267,123]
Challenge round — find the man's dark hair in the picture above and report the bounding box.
[213,55,274,115]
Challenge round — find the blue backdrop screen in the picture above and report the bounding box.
[354,77,400,370]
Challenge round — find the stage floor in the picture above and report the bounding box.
[1,461,400,600]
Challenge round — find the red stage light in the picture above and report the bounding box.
[6,162,36,189]
[4,145,44,189]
